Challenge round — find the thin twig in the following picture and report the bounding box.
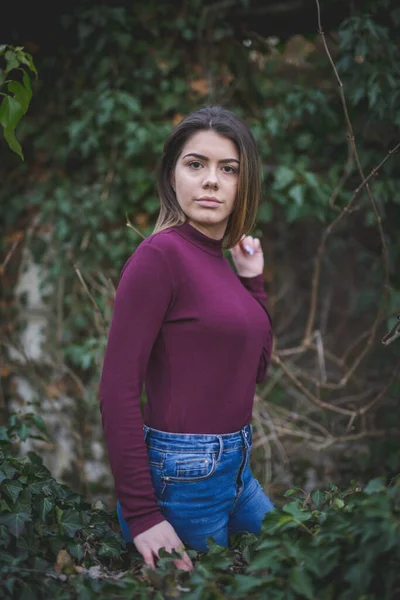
[125,214,146,240]
[272,355,355,416]
[73,265,108,334]
[359,361,400,415]
[1,234,23,271]
[329,139,354,209]
[307,0,394,386]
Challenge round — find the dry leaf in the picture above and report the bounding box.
[134,212,149,228]
[172,113,185,126]
[45,383,63,398]
[54,549,75,574]
[190,79,208,94]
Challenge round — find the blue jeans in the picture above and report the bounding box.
[117,424,274,551]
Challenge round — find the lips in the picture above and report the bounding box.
[195,197,222,205]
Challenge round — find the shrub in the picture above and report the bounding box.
[1,413,400,599]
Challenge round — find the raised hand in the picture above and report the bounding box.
[230,234,264,278]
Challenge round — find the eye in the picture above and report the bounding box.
[222,165,238,174]
[188,161,203,169]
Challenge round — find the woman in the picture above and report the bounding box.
[99,105,274,572]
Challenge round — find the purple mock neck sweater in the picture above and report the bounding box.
[99,222,273,538]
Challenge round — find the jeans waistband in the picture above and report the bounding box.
[143,423,252,454]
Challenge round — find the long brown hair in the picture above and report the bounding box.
[153,105,261,249]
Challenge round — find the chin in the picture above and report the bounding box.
[194,217,223,226]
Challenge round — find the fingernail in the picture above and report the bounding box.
[244,245,254,255]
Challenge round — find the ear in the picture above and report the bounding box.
[170,173,176,191]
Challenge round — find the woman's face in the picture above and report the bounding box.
[171,130,239,240]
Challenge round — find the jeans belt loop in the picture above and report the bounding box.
[216,435,224,462]
[242,425,250,449]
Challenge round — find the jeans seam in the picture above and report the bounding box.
[229,456,246,515]
[146,445,242,453]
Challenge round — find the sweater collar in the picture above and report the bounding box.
[172,222,224,258]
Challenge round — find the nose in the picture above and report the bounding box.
[202,167,219,190]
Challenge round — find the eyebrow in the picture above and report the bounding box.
[182,152,240,164]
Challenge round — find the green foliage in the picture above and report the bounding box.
[0,45,37,159]
[1,3,400,582]
[0,413,128,597]
[1,414,400,599]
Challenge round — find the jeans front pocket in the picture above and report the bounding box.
[164,452,216,482]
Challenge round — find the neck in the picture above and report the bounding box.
[187,220,226,241]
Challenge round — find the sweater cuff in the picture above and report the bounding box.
[237,273,266,295]
[128,510,166,540]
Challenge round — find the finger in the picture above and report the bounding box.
[182,551,194,570]
[242,242,255,255]
[174,560,192,571]
[171,540,192,569]
[174,554,193,572]
[142,549,155,570]
[240,235,256,253]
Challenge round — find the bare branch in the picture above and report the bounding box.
[272,355,355,416]
[299,1,397,393]
[73,265,108,335]
[382,314,400,346]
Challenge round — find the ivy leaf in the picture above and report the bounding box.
[4,576,17,595]
[68,541,85,561]
[334,498,345,509]
[26,451,44,466]
[289,566,314,600]
[28,476,55,495]
[288,184,304,206]
[98,537,123,559]
[311,490,324,508]
[0,500,10,513]
[0,426,10,442]
[364,478,385,494]
[273,166,295,190]
[3,480,23,504]
[17,423,30,441]
[0,524,11,549]
[58,509,82,537]
[0,464,17,483]
[283,501,312,522]
[31,414,50,436]
[284,487,303,497]
[37,497,54,521]
[0,509,31,536]
[14,488,32,514]
[260,511,294,534]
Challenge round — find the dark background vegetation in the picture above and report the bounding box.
[1,0,400,597]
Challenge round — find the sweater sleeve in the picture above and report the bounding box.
[99,241,175,538]
[237,274,273,383]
